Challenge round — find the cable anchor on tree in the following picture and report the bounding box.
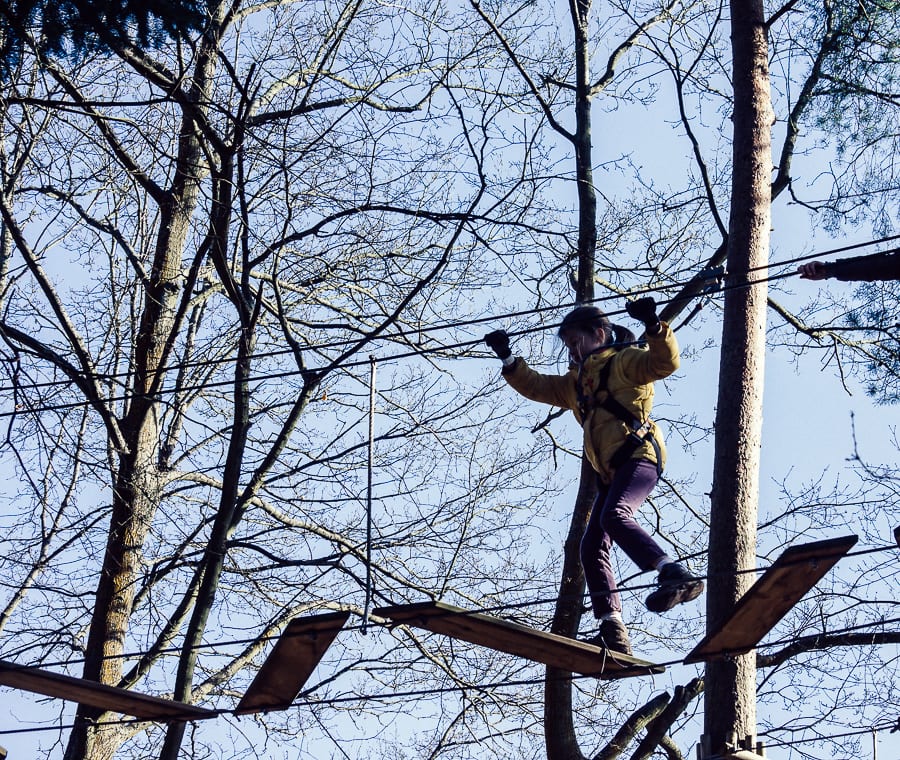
[697,265,725,295]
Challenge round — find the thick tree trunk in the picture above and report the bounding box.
[545,2,597,758]
[545,458,594,760]
[572,0,596,304]
[63,205,197,760]
[573,17,597,303]
[62,16,219,760]
[703,1,772,756]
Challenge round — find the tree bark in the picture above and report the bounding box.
[703,0,772,756]
[545,1,597,756]
[572,0,596,303]
[62,9,220,759]
[546,458,595,760]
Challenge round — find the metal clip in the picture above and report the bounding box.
[697,266,725,295]
[697,265,725,294]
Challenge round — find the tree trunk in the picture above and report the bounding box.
[545,1,597,757]
[62,13,219,759]
[63,205,198,760]
[159,160,248,757]
[572,0,596,304]
[545,458,594,760]
[703,1,772,756]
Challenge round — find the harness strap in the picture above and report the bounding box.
[593,355,663,475]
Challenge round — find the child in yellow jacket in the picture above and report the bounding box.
[485,298,703,655]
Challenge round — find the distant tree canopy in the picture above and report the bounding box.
[0,0,205,74]
[844,282,900,404]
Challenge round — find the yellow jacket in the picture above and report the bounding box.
[502,323,680,483]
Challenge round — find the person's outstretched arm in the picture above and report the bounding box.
[484,329,575,409]
[798,251,900,282]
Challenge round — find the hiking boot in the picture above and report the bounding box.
[645,562,704,613]
[585,618,633,656]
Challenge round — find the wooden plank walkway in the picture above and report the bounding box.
[683,534,858,664]
[0,660,215,721]
[235,610,350,715]
[374,601,663,679]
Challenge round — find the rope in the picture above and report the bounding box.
[2,236,898,403]
[362,355,376,633]
[760,720,899,748]
[3,254,896,421]
[0,655,896,739]
[1,538,896,674]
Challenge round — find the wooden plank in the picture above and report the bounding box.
[684,534,858,664]
[0,660,215,721]
[236,610,350,715]
[374,601,663,679]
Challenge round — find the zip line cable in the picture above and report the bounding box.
[759,720,899,748]
[0,270,685,395]
[0,697,896,747]
[1,540,896,679]
[3,597,894,680]
[755,615,900,653]
[1,534,895,670]
[2,242,898,419]
[0,258,890,416]
[0,234,897,403]
[743,235,900,275]
[13,237,898,391]
[0,270,869,420]
[1,701,895,748]
[0,672,581,734]
[0,629,897,739]
[0,614,895,736]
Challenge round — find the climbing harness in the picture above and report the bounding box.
[577,351,663,475]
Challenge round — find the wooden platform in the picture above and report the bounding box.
[0,659,215,721]
[235,610,350,715]
[684,534,858,664]
[374,601,663,678]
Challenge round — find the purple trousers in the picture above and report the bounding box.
[580,458,666,617]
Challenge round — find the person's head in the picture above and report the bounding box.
[558,306,611,362]
[557,305,636,361]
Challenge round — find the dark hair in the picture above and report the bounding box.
[557,305,636,346]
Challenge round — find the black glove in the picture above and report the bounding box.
[625,297,660,329]
[484,329,512,360]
